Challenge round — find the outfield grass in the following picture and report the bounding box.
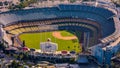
[60,30,75,37]
[19,31,82,52]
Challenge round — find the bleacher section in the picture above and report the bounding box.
[0,4,117,44]
[101,17,120,43]
[8,22,97,35]
[58,4,114,18]
[0,4,115,38]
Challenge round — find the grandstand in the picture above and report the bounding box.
[0,4,117,47]
[0,2,120,67]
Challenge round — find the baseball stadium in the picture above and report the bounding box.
[0,2,120,67]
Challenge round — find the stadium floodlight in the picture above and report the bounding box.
[95,1,98,7]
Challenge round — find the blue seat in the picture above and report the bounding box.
[0,4,115,38]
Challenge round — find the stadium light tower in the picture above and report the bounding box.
[95,1,98,7]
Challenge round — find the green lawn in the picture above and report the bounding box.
[19,31,82,53]
[60,30,75,37]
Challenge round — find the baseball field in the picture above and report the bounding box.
[19,30,82,52]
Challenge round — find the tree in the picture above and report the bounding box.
[4,1,9,6]
[111,0,120,6]
[11,0,38,10]
[74,45,76,48]
[60,0,64,2]
[0,2,3,6]
[68,46,70,51]
[73,45,76,51]
[11,60,19,68]
[22,40,25,47]
[70,0,76,3]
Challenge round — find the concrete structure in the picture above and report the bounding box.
[0,2,120,67]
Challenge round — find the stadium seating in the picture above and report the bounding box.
[0,4,115,38]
